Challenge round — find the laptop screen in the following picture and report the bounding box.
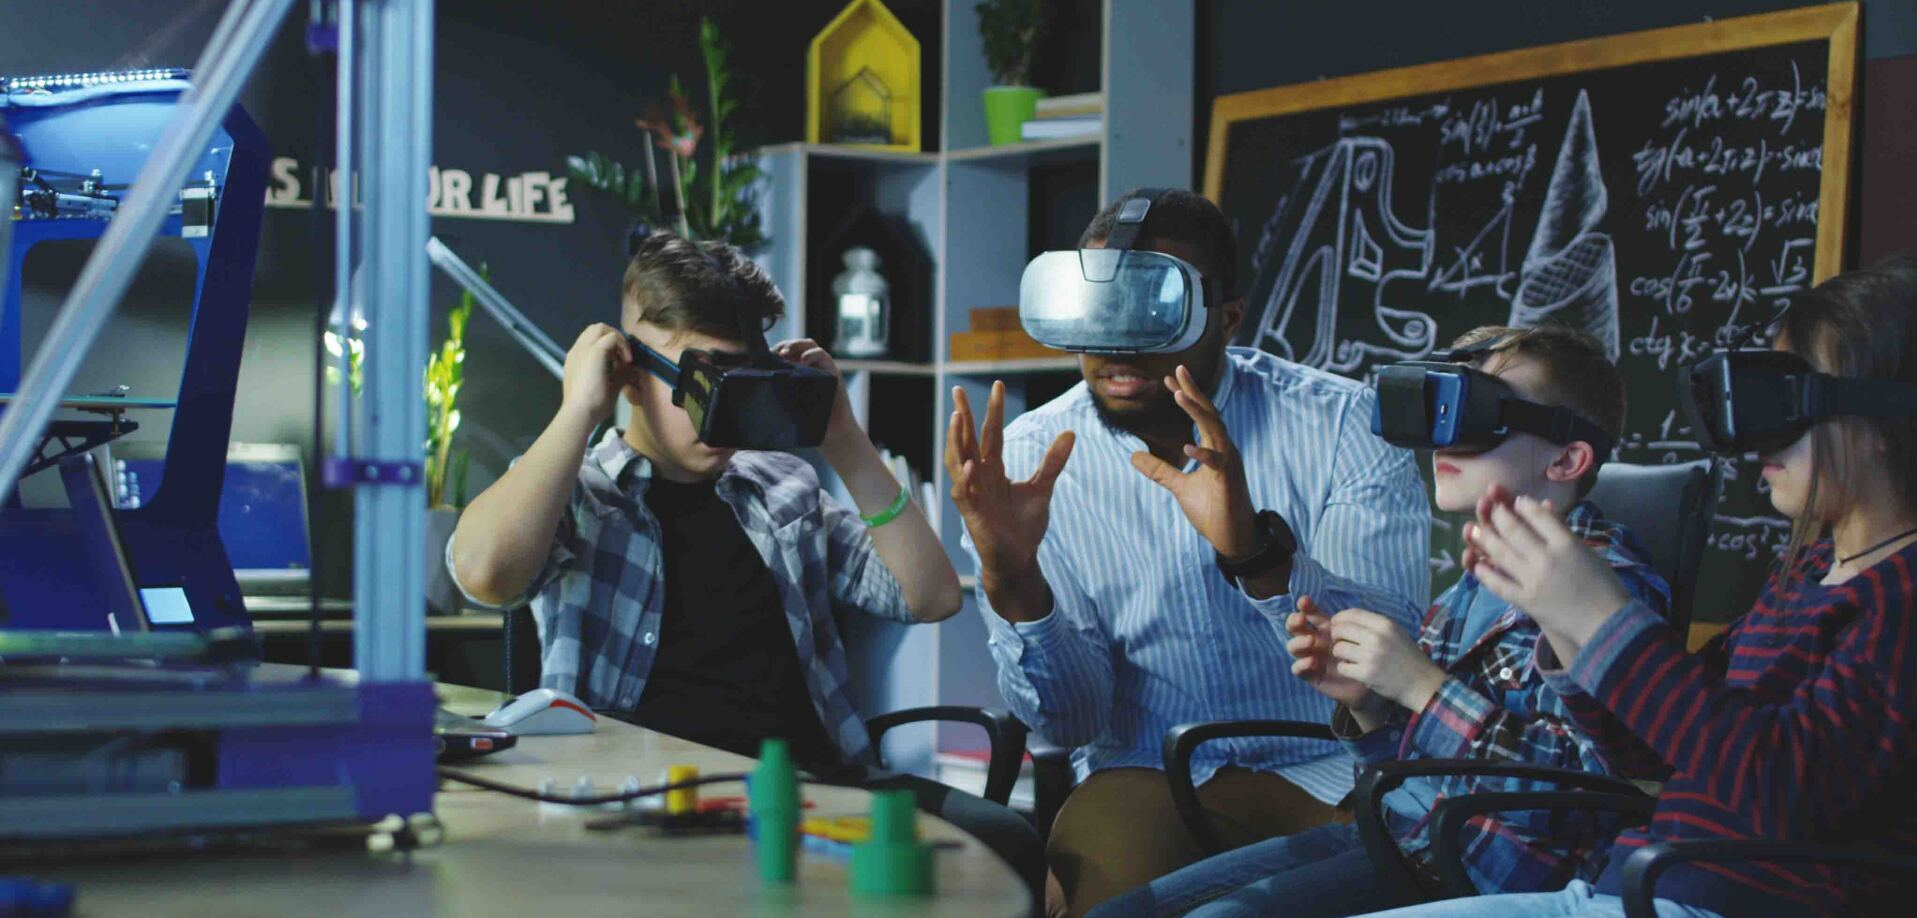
[59,452,152,632]
[115,443,312,585]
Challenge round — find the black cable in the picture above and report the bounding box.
[437,768,755,806]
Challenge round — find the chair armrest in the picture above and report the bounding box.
[1161,720,1336,854]
[1427,790,1655,898]
[1352,759,1649,903]
[1620,840,1917,918]
[865,706,1028,806]
[1027,740,1074,839]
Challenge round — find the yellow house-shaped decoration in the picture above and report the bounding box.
[806,0,921,152]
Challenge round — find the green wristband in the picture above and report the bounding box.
[862,484,912,528]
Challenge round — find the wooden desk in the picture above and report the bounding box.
[25,682,1031,918]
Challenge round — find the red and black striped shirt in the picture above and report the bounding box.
[1540,539,1917,916]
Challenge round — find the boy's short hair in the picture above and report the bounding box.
[1079,187,1240,299]
[621,232,784,342]
[1448,323,1626,497]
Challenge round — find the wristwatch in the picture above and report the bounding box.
[1215,509,1297,588]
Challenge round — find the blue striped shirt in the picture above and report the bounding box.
[966,347,1431,803]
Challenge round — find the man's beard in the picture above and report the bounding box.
[1091,388,1193,441]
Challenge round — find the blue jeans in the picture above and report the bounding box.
[1347,880,1725,918]
[1086,823,1408,918]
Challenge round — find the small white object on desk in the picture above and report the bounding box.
[483,687,598,735]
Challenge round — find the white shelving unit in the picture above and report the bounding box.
[751,0,1194,775]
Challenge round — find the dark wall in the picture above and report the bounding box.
[4,0,946,598]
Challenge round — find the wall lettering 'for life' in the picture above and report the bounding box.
[265,156,575,224]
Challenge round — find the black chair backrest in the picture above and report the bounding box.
[1583,459,1724,635]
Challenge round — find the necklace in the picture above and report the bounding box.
[1838,525,1917,566]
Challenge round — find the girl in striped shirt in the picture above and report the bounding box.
[1355,254,1917,918]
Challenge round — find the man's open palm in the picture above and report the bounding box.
[1131,365,1261,561]
[944,381,1074,576]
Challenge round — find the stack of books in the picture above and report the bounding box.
[1020,92,1102,142]
[947,307,1059,362]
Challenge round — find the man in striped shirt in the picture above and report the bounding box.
[947,189,1431,916]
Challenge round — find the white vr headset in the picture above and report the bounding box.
[1017,194,1216,354]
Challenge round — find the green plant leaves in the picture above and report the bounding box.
[563,15,769,252]
[425,263,482,508]
[975,0,1045,87]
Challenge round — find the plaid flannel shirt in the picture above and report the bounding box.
[447,430,915,767]
[1331,501,1672,894]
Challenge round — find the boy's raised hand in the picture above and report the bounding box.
[561,323,638,425]
[1465,494,1631,648]
[774,337,859,449]
[1327,608,1448,713]
[1286,596,1371,707]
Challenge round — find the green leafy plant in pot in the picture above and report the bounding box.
[976,0,1046,145]
[567,17,768,251]
[423,266,480,614]
[322,270,482,614]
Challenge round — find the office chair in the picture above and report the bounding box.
[499,604,1028,806]
[1151,459,1724,900]
[1584,458,1724,635]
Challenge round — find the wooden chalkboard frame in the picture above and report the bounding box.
[1204,2,1859,282]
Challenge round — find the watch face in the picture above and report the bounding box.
[1264,510,1297,557]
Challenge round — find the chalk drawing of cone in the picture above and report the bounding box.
[1510,90,1620,361]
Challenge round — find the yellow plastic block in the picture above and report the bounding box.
[665,764,699,815]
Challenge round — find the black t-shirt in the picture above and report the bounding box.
[623,476,844,770]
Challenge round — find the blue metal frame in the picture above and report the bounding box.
[0,1,437,836]
[0,79,268,632]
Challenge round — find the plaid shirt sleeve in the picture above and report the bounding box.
[444,477,579,612]
[1335,703,1411,767]
[1402,523,1676,783]
[820,490,915,624]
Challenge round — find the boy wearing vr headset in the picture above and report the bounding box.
[1347,259,1917,918]
[949,189,1432,917]
[1089,325,1672,918]
[449,232,1043,893]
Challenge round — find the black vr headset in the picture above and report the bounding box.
[1371,341,1616,460]
[1677,348,1917,455]
[624,260,838,451]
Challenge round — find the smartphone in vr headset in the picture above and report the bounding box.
[629,334,839,451]
[1370,347,1616,460]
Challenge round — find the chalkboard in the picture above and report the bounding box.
[1204,4,1858,638]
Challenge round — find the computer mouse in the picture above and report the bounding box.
[483,687,598,736]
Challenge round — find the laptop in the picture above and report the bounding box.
[111,442,337,614]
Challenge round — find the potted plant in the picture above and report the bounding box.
[976,0,1045,145]
[323,269,479,615]
[423,267,477,615]
[568,17,768,250]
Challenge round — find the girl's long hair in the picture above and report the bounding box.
[1774,252,1917,575]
